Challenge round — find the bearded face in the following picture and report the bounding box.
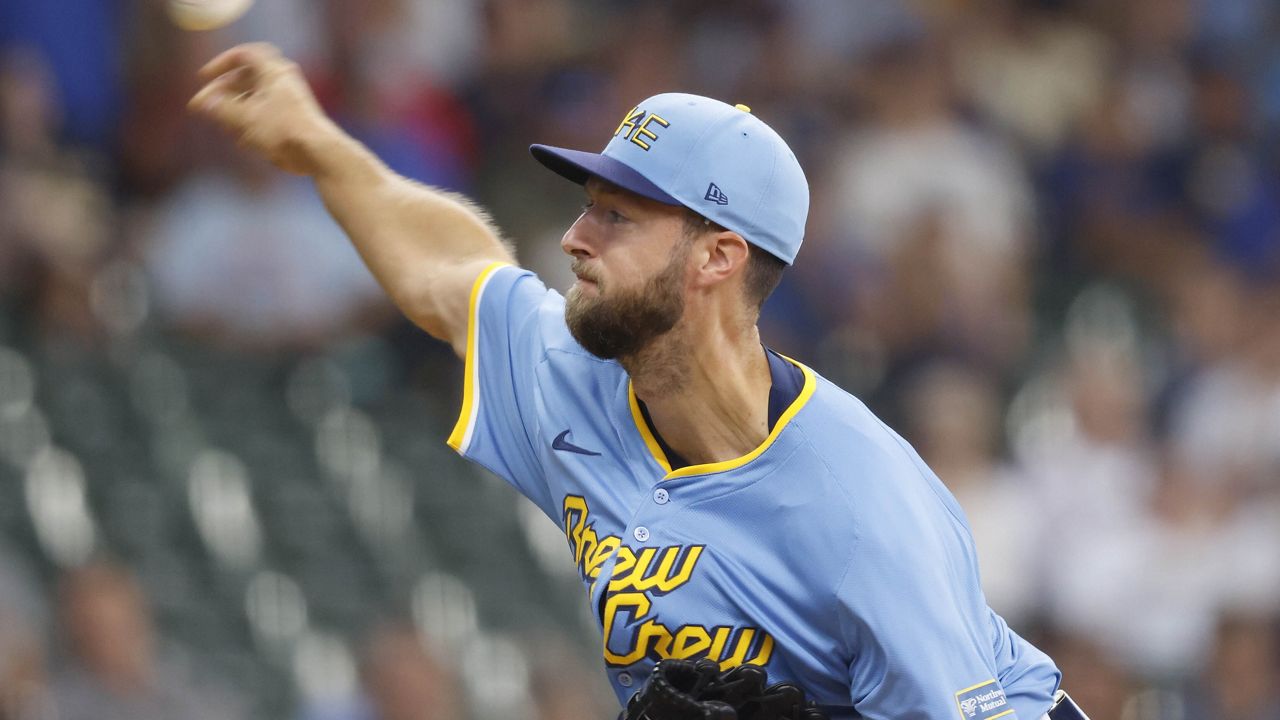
[564,239,690,359]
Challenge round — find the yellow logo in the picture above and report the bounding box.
[613,106,671,151]
[562,495,774,669]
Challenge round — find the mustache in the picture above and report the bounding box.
[570,260,601,284]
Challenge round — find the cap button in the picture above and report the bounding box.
[734,103,752,113]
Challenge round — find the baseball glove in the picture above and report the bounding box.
[621,659,828,720]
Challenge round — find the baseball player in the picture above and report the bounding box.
[191,44,1086,720]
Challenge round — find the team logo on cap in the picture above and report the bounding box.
[704,182,729,205]
[614,106,670,151]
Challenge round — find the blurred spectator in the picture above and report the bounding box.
[0,604,49,720]
[0,50,116,345]
[361,624,463,720]
[1181,60,1280,280]
[1012,292,1172,674]
[1168,277,1280,499]
[0,0,124,151]
[1114,0,1196,154]
[51,561,244,720]
[828,35,1035,372]
[1162,248,1252,374]
[311,0,477,191]
[0,551,51,720]
[1040,77,1190,284]
[1037,629,1137,720]
[299,622,465,720]
[141,151,392,352]
[115,4,223,198]
[901,361,1041,625]
[1191,0,1277,50]
[954,0,1111,158]
[527,636,611,720]
[780,0,923,80]
[1183,612,1280,720]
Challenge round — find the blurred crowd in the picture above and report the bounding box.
[2,0,1280,719]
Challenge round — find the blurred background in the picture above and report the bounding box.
[1,0,1279,718]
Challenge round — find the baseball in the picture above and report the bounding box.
[168,0,254,31]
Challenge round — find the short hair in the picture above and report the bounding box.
[683,212,786,311]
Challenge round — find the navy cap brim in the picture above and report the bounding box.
[529,144,682,206]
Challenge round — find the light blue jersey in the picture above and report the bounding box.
[447,264,1061,720]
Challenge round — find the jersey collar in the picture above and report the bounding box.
[627,354,816,479]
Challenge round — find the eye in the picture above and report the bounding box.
[580,200,628,224]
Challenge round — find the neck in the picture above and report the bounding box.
[623,316,771,466]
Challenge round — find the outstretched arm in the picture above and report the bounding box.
[188,43,514,355]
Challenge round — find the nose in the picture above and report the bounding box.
[561,214,596,259]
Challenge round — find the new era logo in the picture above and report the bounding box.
[704,182,729,205]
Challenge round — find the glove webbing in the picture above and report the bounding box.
[625,659,829,720]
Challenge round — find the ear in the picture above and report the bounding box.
[692,230,750,291]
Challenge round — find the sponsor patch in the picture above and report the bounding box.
[955,680,1014,720]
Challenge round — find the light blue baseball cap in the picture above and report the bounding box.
[530,93,810,265]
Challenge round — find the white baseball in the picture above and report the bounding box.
[168,0,254,31]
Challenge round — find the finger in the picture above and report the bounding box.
[201,91,250,133]
[197,42,281,81]
[191,66,256,108]
[197,42,283,82]
[188,72,246,115]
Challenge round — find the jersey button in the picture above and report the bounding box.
[618,672,633,687]
[653,488,670,505]
[633,526,650,542]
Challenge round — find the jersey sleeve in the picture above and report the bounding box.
[986,609,1060,719]
[446,263,561,516]
[836,500,1059,720]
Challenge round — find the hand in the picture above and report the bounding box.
[188,43,338,176]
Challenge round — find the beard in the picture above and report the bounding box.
[564,242,688,360]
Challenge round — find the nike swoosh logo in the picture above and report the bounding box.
[552,429,601,456]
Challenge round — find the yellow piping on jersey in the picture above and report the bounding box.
[955,679,998,696]
[447,261,512,453]
[629,389,675,474]
[628,355,816,479]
